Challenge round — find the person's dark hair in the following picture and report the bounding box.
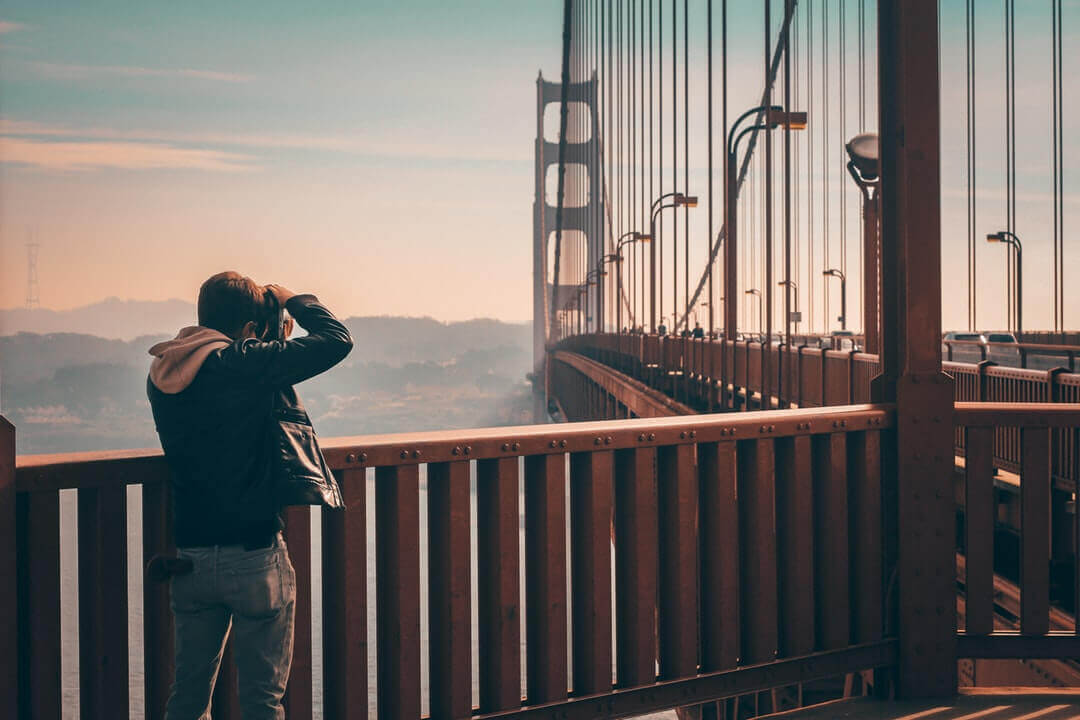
[198,271,263,338]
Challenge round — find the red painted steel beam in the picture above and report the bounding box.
[876,0,956,698]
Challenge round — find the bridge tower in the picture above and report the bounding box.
[533,72,604,420]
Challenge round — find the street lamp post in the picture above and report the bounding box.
[823,269,847,331]
[744,288,763,340]
[725,106,808,344]
[777,279,800,333]
[607,231,652,335]
[649,192,697,333]
[845,133,881,353]
[987,231,1023,333]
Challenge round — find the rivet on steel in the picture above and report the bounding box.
[452,446,461,456]
[359,452,368,462]
[400,450,408,459]
[512,442,520,451]
[595,437,603,445]
[464,446,472,455]
[638,433,646,442]
[550,440,558,448]
[413,450,421,459]
[680,431,687,439]
[501,443,509,451]
[648,433,655,441]
[560,440,567,448]
[604,437,611,445]
[689,430,696,438]
[346,453,355,463]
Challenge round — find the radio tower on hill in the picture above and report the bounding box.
[26,240,40,309]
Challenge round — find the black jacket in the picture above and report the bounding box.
[147,294,353,548]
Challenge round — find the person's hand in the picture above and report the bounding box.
[282,315,295,339]
[265,284,296,306]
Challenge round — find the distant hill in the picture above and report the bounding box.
[0,298,196,340]
[0,308,535,454]
[0,299,531,360]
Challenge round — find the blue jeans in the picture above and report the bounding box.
[166,533,296,720]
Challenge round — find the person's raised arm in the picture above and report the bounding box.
[219,285,353,387]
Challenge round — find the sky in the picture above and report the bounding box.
[0,1,1076,331]
[0,1,562,322]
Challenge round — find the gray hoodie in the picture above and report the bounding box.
[148,326,232,394]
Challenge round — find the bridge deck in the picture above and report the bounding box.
[761,690,1080,719]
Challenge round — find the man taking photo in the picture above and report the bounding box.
[147,271,353,719]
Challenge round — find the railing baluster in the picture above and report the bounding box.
[477,457,521,711]
[776,436,815,656]
[524,453,568,704]
[570,449,613,695]
[142,479,175,720]
[0,418,14,713]
[738,439,778,664]
[1020,427,1051,635]
[964,427,995,635]
[283,505,313,720]
[322,469,368,720]
[16,489,61,720]
[375,465,421,719]
[427,461,472,719]
[700,441,740,671]
[658,444,699,679]
[849,431,884,644]
[614,447,658,687]
[77,483,129,719]
[813,433,850,650]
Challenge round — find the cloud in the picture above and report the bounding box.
[0,20,25,34]
[29,61,253,84]
[0,117,524,164]
[0,136,256,172]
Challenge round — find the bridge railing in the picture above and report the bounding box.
[561,334,1080,492]
[3,406,897,719]
[955,403,1080,660]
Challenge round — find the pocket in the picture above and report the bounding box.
[229,554,285,618]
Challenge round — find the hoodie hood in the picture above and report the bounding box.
[149,326,232,394]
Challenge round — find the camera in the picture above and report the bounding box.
[257,288,287,342]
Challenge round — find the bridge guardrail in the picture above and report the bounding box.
[6,406,897,719]
[562,334,1080,492]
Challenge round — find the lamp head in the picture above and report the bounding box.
[845,133,879,181]
[766,108,809,130]
[674,193,698,207]
[636,232,653,242]
[986,232,1004,243]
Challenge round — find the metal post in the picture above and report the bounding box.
[863,187,880,353]
[0,416,15,714]
[840,275,847,331]
[1014,240,1023,334]
[875,0,956,698]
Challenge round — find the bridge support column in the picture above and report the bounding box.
[875,0,956,699]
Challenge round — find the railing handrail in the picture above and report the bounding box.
[16,403,896,493]
[954,402,1080,426]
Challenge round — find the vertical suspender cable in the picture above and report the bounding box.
[551,0,574,338]
[649,0,655,328]
[708,0,715,336]
[840,0,847,289]
[765,0,774,350]
[722,0,728,338]
[784,0,793,350]
[822,0,830,332]
[966,0,976,331]
[807,0,815,333]
[1052,0,1063,332]
[684,0,690,332]
[665,0,673,332]
[659,0,664,327]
